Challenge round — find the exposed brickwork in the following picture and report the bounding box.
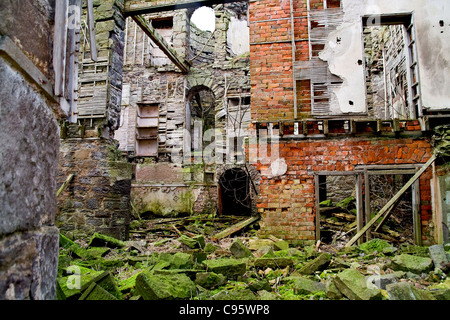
[249,0,312,121]
[251,137,434,245]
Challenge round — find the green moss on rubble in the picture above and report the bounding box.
[136,272,197,300]
[88,232,126,248]
[57,269,104,300]
[358,239,391,254]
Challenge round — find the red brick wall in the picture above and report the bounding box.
[250,0,309,121]
[251,137,434,245]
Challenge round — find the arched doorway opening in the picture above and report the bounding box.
[218,168,251,216]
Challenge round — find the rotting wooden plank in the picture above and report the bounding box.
[412,176,422,245]
[86,0,97,62]
[57,174,74,197]
[345,154,436,247]
[314,174,321,241]
[213,216,259,241]
[364,169,371,241]
[131,15,190,73]
[53,0,69,97]
[356,173,364,245]
[373,197,402,233]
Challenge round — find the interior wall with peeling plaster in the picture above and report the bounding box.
[325,0,450,114]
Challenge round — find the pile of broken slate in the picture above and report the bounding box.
[57,232,450,300]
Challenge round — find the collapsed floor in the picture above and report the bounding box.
[57,214,450,301]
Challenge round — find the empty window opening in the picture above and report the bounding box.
[218,168,251,216]
[363,14,421,120]
[191,6,216,32]
[368,174,416,245]
[149,17,174,67]
[186,86,216,156]
[317,175,358,246]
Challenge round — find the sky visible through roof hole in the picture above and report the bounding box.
[191,6,215,32]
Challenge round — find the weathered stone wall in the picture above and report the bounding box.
[57,132,133,241]
[56,0,130,241]
[0,0,60,300]
[114,4,251,217]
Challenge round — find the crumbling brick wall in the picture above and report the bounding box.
[253,137,434,245]
[248,0,442,245]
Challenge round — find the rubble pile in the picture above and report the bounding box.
[57,216,450,300]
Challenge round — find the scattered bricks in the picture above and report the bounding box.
[202,258,247,280]
[386,282,436,300]
[334,269,383,300]
[428,245,449,270]
[390,254,433,274]
[230,239,254,259]
[254,257,295,269]
[293,277,325,295]
[297,252,332,275]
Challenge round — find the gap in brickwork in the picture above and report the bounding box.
[218,168,252,216]
[363,14,420,121]
[191,6,216,32]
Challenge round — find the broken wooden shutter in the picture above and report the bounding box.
[54,0,97,123]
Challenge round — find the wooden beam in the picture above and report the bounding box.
[124,0,246,16]
[86,0,98,62]
[345,154,436,247]
[366,169,418,175]
[213,216,259,240]
[356,174,364,245]
[309,171,360,176]
[364,169,371,241]
[355,164,423,170]
[53,0,69,97]
[412,177,422,245]
[373,197,402,232]
[131,15,190,73]
[57,174,75,197]
[314,174,321,241]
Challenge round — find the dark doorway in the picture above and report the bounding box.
[218,168,251,216]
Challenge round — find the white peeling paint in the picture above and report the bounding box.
[322,0,450,114]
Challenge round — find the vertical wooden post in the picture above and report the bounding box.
[364,169,371,241]
[356,173,364,245]
[53,0,69,97]
[412,175,422,245]
[87,0,98,62]
[314,174,321,242]
[431,162,444,244]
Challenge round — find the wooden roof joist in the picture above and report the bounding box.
[131,15,191,73]
[124,0,248,16]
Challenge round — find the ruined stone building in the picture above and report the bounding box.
[1,0,450,300]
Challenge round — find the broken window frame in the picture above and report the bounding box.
[313,172,364,245]
[314,165,423,246]
[362,13,422,121]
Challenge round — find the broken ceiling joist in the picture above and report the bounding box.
[124,0,246,16]
[131,15,190,74]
